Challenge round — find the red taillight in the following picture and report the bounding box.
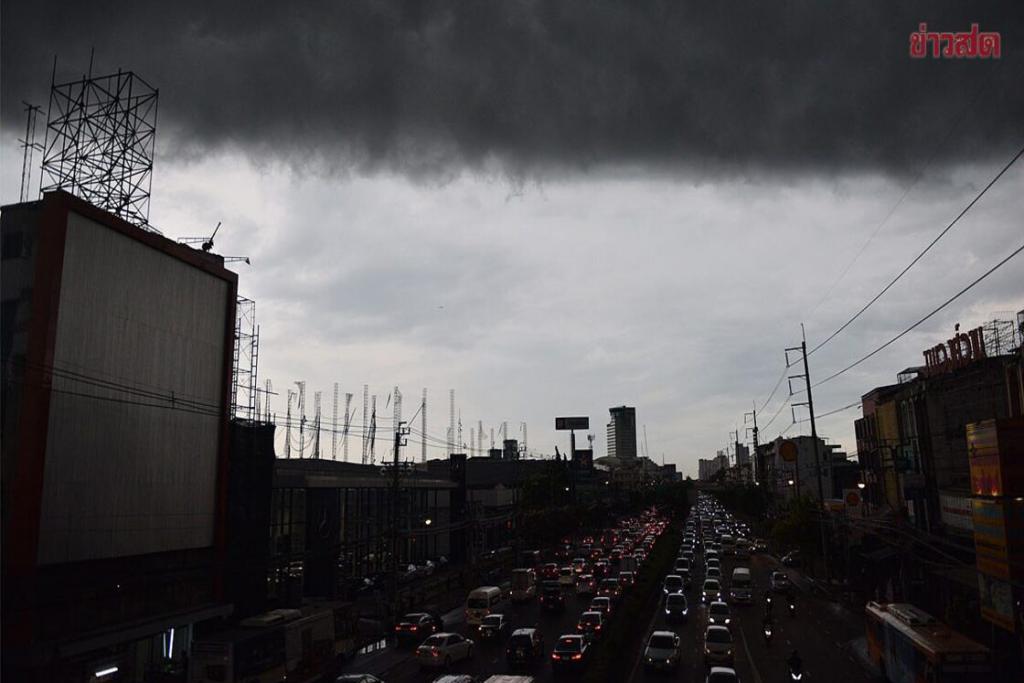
[571,653,583,660]
[395,626,401,631]
[551,653,559,660]
[432,648,441,657]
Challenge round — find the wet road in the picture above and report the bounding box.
[339,551,871,682]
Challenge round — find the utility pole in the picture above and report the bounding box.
[390,420,410,627]
[787,325,830,583]
[745,405,759,483]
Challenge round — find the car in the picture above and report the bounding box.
[478,613,509,641]
[540,562,560,580]
[769,571,792,593]
[706,666,740,683]
[706,566,722,580]
[335,676,385,683]
[576,610,605,639]
[663,574,684,595]
[550,634,590,671]
[673,558,690,574]
[394,612,443,641]
[572,557,589,574]
[506,628,546,666]
[594,560,611,578]
[415,633,474,669]
[643,630,682,671]
[598,578,622,600]
[589,596,613,616]
[706,600,732,627]
[781,550,802,567]
[679,567,693,589]
[541,581,566,611]
[664,591,689,622]
[702,578,722,603]
[428,676,475,683]
[558,567,576,587]
[703,625,734,665]
[618,570,635,587]
[576,573,597,596]
[706,556,721,570]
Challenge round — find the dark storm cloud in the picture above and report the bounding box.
[2,1,1022,176]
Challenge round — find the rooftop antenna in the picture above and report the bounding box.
[18,101,43,202]
[179,222,222,251]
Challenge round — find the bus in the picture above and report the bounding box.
[511,568,537,602]
[190,607,339,683]
[865,602,990,683]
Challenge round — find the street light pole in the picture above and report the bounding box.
[390,420,410,627]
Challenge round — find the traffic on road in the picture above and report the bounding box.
[336,495,876,683]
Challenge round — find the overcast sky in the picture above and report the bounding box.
[3,1,1023,475]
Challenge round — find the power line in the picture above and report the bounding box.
[808,143,1024,357]
[813,239,1024,388]
[805,74,996,320]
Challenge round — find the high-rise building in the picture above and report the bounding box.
[735,442,750,466]
[606,406,637,459]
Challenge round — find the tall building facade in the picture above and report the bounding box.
[606,405,637,459]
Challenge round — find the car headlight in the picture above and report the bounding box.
[664,609,670,614]
[725,618,730,624]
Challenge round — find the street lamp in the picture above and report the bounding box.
[788,479,795,486]
[424,518,433,526]
[857,482,866,490]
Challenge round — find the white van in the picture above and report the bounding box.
[730,567,752,603]
[466,586,505,626]
[720,534,735,556]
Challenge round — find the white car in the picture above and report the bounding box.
[643,630,682,671]
[707,600,732,627]
[415,633,474,669]
[702,579,722,603]
[706,666,740,683]
[703,625,734,665]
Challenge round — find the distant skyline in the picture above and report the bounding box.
[3,1,1022,476]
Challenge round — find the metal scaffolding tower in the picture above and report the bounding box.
[421,388,428,462]
[40,63,158,227]
[361,385,369,464]
[230,297,258,421]
[343,392,353,461]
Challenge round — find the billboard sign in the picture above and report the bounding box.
[939,492,974,533]
[555,417,589,431]
[779,440,798,462]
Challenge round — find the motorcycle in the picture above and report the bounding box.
[762,623,773,645]
[787,600,796,617]
[788,652,804,681]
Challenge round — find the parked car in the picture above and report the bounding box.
[506,628,546,667]
[478,613,509,641]
[415,633,474,669]
[335,676,385,683]
[703,625,734,666]
[550,634,590,671]
[643,630,682,672]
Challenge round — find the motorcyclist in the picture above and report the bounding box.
[787,649,803,679]
[762,614,774,645]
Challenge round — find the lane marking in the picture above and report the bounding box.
[738,621,764,683]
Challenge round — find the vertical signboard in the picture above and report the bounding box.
[971,497,1024,632]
